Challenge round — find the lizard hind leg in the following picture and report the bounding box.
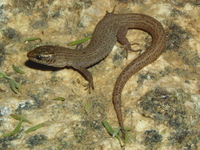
[75,44,84,50]
[106,5,116,15]
[117,26,143,58]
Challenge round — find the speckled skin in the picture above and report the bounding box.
[27,10,166,139]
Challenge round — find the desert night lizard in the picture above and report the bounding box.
[27,9,166,139]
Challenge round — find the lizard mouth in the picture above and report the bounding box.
[27,51,35,60]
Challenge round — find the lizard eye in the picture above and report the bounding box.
[35,55,43,60]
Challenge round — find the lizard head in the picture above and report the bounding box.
[27,45,68,67]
